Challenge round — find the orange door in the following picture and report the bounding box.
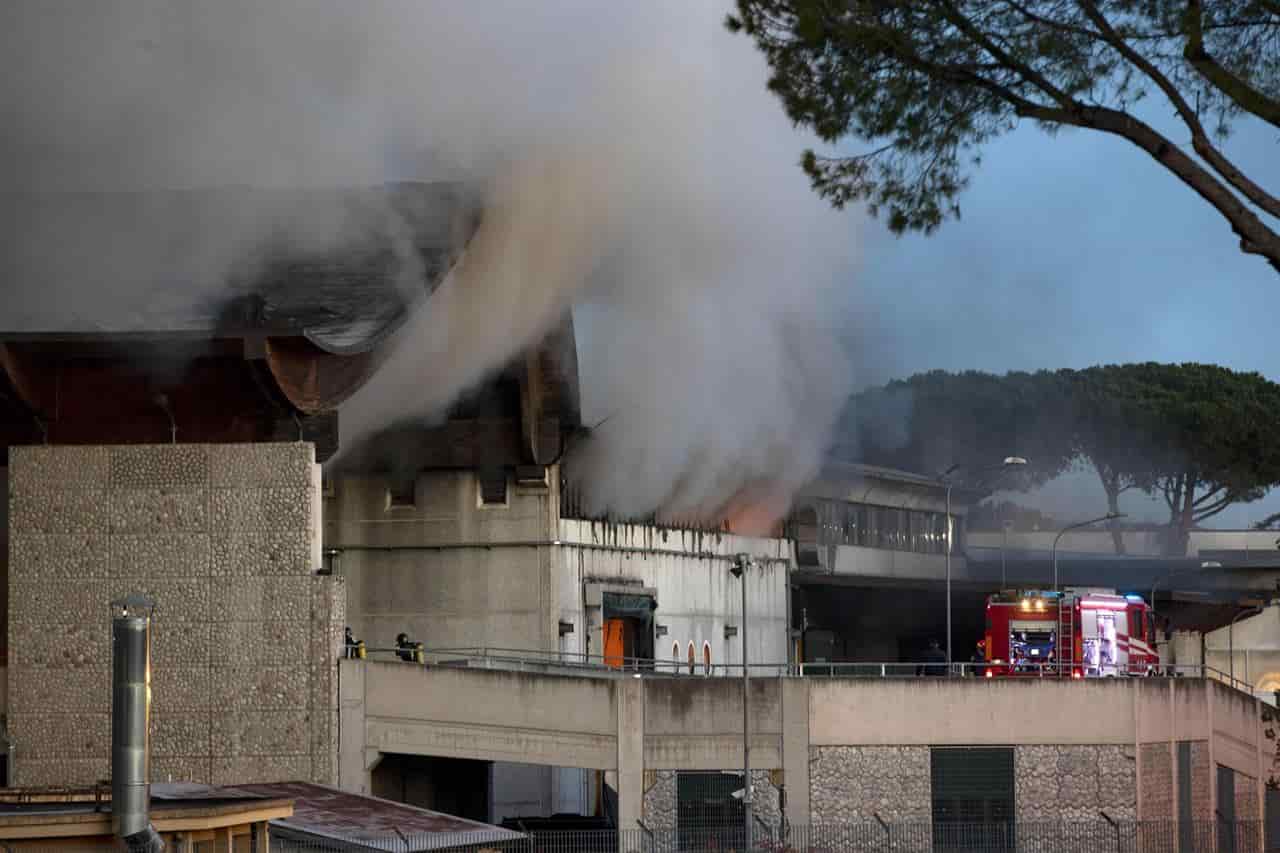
[603,618,626,668]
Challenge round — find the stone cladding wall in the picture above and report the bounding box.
[1139,742,1174,820]
[641,770,782,831]
[1234,771,1259,821]
[7,443,342,787]
[1014,744,1136,821]
[809,746,932,823]
[1188,741,1211,821]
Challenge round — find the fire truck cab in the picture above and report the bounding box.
[983,587,1158,678]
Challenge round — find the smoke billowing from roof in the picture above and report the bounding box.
[3,1,859,522]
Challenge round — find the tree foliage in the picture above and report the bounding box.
[727,0,1280,272]
[838,363,1280,554]
[833,368,1078,492]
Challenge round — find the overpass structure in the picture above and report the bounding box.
[338,659,1270,835]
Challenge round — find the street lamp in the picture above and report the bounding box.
[1051,513,1126,592]
[730,554,752,847]
[1001,520,1014,589]
[941,456,1028,669]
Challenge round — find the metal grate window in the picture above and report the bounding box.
[677,771,744,833]
[931,747,1015,849]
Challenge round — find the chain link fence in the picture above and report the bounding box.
[273,821,1267,853]
[0,820,1268,851]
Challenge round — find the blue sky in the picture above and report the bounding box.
[834,113,1278,526]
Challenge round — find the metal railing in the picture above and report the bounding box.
[343,647,1260,691]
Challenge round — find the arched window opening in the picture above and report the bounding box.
[703,642,712,676]
[688,642,696,675]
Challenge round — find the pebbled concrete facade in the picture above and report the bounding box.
[1139,742,1174,820]
[1014,745,1136,821]
[7,443,341,787]
[809,746,931,823]
[641,771,678,829]
[640,769,782,832]
[1234,770,1259,821]
[1188,741,1211,822]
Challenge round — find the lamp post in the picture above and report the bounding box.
[941,456,1027,669]
[730,554,752,846]
[1001,520,1014,589]
[1051,513,1126,592]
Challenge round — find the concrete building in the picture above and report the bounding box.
[339,662,1269,837]
[5,442,342,787]
[325,468,791,822]
[787,463,978,663]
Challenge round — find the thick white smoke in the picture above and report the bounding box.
[2,1,859,525]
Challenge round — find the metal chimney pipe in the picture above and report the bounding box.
[111,594,164,852]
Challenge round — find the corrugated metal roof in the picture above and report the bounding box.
[229,782,523,851]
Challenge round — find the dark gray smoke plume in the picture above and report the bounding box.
[2,1,860,522]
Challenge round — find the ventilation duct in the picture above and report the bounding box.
[111,593,165,853]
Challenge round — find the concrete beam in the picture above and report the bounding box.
[367,719,616,770]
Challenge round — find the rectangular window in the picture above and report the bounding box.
[818,500,842,547]
[931,747,1014,849]
[841,502,858,546]
[853,504,869,547]
[477,467,508,506]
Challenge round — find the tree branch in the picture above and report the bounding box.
[1011,100,1280,272]
[1193,495,1236,521]
[1191,483,1226,507]
[1077,0,1280,220]
[935,0,1076,107]
[1184,0,1280,129]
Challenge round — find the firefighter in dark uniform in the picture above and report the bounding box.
[395,632,416,662]
[971,640,986,677]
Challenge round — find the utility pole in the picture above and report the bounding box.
[731,554,751,847]
[1001,520,1013,589]
[945,480,953,668]
[939,457,1026,671]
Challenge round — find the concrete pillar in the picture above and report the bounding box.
[616,676,644,833]
[338,659,372,794]
[781,677,811,827]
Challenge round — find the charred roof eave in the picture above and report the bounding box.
[0,181,487,462]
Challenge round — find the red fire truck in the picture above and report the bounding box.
[982,588,1158,678]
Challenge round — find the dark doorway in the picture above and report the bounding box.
[602,592,655,668]
[371,754,490,822]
